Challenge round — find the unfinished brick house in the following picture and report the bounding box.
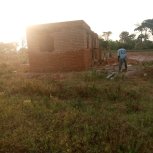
[26,20,101,72]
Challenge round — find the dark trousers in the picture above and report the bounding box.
[119,58,127,71]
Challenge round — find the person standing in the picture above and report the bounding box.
[117,47,127,72]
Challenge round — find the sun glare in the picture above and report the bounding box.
[0,0,70,42]
[0,0,152,42]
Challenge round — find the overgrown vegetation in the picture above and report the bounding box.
[0,50,153,153]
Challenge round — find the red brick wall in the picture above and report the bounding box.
[53,29,86,51]
[27,26,87,53]
[26,20,100,72]
[29,49,92,72]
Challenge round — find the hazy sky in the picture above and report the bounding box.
[0,0,152,42]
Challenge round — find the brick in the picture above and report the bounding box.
[26,20,100,72]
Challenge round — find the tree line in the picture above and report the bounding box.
[99,18,153,50]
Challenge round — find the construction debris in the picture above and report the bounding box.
[106,72,118,79]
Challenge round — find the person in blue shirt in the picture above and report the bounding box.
[117,47,127,72]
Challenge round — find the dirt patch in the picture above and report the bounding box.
[128,51,153,62]
[99,51,153,79]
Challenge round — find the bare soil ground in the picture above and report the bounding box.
[128,51,153,62]
[98,51,153,79]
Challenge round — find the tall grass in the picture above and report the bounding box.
[0,52,153,153]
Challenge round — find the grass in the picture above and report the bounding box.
[0,52,153,153]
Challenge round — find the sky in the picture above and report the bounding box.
[0,0,152,43]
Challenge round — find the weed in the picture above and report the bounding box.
[1,52,153,152]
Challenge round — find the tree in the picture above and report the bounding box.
[135,24,149,43]
[119,31,129,43]
[119,31,136,49]
[135,19,153,41]
[134,19,153,49]
[99,38,109,50]
[128,34,136,40]
[143,19,153,35]
[101,31,112,41]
